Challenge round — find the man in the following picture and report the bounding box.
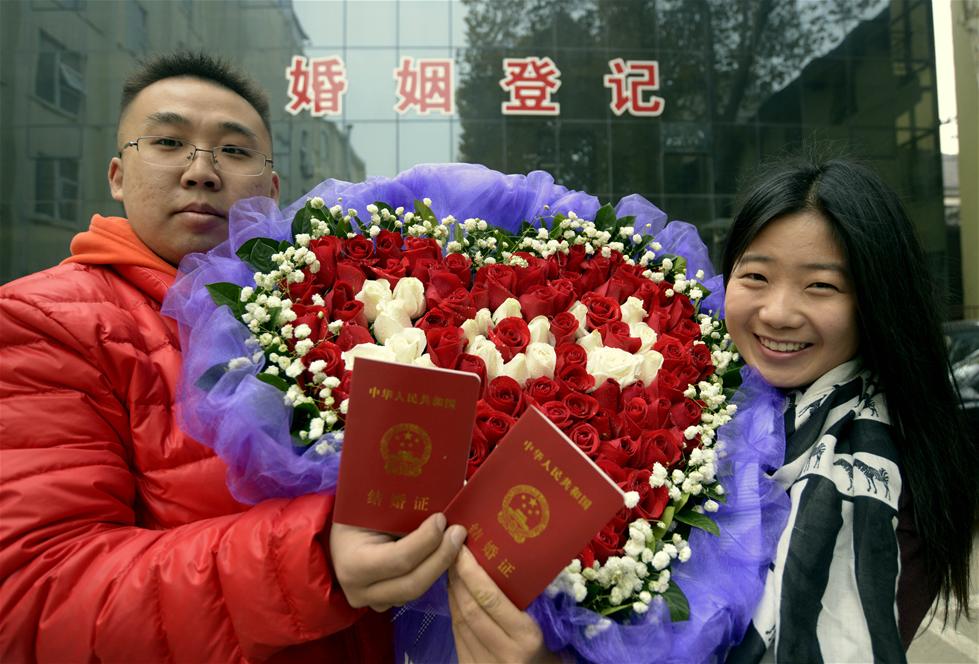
[0,52,463,662]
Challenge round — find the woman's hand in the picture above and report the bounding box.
[448,546,562,663]
[329,512,467,612]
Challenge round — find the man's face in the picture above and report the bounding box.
[108,76,280,266]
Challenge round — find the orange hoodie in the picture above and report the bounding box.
[61,215,177,277]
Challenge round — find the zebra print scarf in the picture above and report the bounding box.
[727,359,905,664]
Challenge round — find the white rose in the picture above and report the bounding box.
[413,353,437,369]
[341,342,395,369]
[577,329,604,354]
[638,349,665,385]
[527,316,551,345]
[393,277,426,319]
[524,342,556,379]
[567,301,589,338]
[587,346,642,389]
[466,335,504,380]
[629,322,658,353]
[461,308,493,343]
[491,297,522,323]
[500,353,529,385]
[355,279,393,322]
[372,300,412,343]
[620,296,647,324]
[384,327,427,363]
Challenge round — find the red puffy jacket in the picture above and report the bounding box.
[0,216,392,662]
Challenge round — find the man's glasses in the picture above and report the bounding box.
[121,136,273,176]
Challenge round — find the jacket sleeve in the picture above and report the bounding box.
[0,286,364,662]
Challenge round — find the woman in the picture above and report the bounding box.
[721,157,976,662]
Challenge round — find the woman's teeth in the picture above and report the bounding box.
[759,337,808,352]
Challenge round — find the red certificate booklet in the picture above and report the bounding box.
[444,407,625,609]
[334,357,481,534]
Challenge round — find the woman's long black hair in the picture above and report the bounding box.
[722,156,977,620]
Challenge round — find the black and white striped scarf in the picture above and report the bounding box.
[727,359,905,664]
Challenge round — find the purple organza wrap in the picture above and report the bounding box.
[394,367,789,663]
[162,163,789,661]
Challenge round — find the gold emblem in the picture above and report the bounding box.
[379,423,432,477]
[498,484,549,543]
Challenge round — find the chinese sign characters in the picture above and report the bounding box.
[284,55,664,118]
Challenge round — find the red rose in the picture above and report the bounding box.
[425,326,466,369]
[408,256,439,285]
[564,392,599,420]
[335,321,373,352]
[576,256,614,297]
[601,264,646,303]
[484,376,526,416]
[291,304,331,344]
[436,288,477,327]
[568,422,601,457]
[590,521,625,561]
[595,438,632,469]
[654,334,687,371]
[425,269,467,310]
[302,340,344,377]
[549,312,579,347]
[581,293,621,330]
[335,262,367,296]
[591,379,622,414]
[590,410,617,440]
[367,257,407,286]
[467,429,491,480]
[639,429,683,468]
[622,469,669,521]
[670,318,703,344]
[403,237,442,270]
[341,235,376,264]
[689,343,714,380]
[646,292,694,334]
[414,307,451,332]
[471,264,518,311]
[524,376,561,403]
[307,235,341,286]
[632,279,661,312]
[622,396,649,438]
[675,364,701,386]
[513,252,550,294]
[442,253,473,289]
[670,399,703,429]
[555,343,588,371]
[455,353,487,393]
[595,457,630,483]
[374,229,404,261]
[538,400,572,430]
[648,368,686,403]
[641,396,673,429]
[487,317,531,362]
[474,402,516,445]
[556,364,595,394]
[578,543,597,569]
[598,321,641,353]
[518,284,560,320]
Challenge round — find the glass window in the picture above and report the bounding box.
[34,157,79,226]
[35,31,85,116]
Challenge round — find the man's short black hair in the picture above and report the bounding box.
[120,51,271,135]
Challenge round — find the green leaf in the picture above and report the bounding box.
[674,509,720,536]
[594,203,617,229]
[206,282,244,315]
[236,237,281,273]
[256,372,289,392]
[292,206,313,238]
[414,198,436,223]
[196,362,228,391]
[662,581,690,622]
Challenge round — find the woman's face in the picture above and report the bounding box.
[724,210,860,389]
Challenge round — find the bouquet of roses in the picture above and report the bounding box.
[164,164,788,663]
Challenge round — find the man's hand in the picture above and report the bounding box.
[329,512,467,612]
[448,546,561,663]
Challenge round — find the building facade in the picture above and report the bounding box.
[0,0,967,321]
